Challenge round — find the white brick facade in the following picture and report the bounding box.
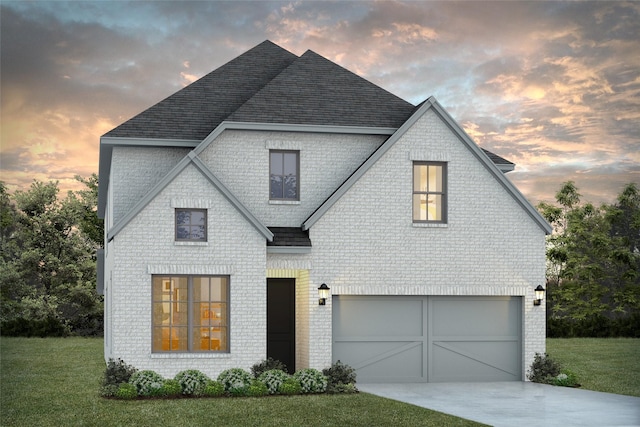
[104,108,546,381]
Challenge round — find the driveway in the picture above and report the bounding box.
[358,382,640,427]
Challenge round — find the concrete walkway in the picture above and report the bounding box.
[359,382,640,427]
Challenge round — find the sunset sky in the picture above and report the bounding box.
[1,1,638,206]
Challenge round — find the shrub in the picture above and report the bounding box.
[100,358,137,397]
[159,379,182,397]
[293,368,328,393]
[129,370,165,397]
[323,360,357,393]
[527,352,562,384]
[203,380,225,397]
[258,369,291,395]
[251,357,287,378]
[278,377,302,395]
[175,370,211,396]
[217,368,253,393]
[115,383,138,400]
[247,380,269,397]
[553,370,579,387]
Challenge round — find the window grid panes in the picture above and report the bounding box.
[175,209,207,241]
[270,150,299,200]
[413,162,447,223]
[152,275,229,353]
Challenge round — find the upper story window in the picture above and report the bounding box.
[270,150,299,200]
[413,162,447,223]
[175,209,207,241]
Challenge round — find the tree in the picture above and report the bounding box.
[538,182,640,336]
[0,178,103,336]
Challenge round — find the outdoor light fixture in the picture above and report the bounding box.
[318,283,330,306]
[533,285,545,306]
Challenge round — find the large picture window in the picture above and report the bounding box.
[413,162,447,223]
[152,275,229,353]
[175,209,207,241]
[270,150,299,200]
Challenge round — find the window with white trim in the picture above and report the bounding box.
[413,162,447,223]
[152,275,229,353]
[270,150,299,200]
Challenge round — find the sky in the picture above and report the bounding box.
[1,1,639,206]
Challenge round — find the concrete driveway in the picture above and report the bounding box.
[359,382,640,427]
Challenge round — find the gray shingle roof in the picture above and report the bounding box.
[104,40,298,139]
[227,50,415,128]
[267,227,311,247]
[481,148,514,166]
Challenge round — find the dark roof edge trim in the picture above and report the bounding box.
[101,137,201,147]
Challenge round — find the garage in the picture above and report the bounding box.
[332,295,522,383]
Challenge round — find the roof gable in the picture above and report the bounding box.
[103,41,297,140]
[107,152,273,242]
[227,50,415,128]
[302,97,552,235]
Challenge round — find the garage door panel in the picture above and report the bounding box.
[429,343,520,382]
[333,296,521,383]
[336,342,424,380]
[334,297,423,336]
[431,297,520,337]
[430,340,520,382]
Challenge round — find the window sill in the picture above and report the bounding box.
[269,200,301,205]
[174,241,208,246]
[151,352,231,359]
[413,222,448,228]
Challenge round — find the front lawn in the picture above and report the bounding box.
[0,337,483,427]
[546,337,640,397]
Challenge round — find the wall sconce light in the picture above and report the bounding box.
[533,285,545,306]
[318,283,330,306]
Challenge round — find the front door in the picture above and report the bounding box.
[266,278,295,373]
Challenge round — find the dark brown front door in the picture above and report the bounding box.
[267,278,295,373]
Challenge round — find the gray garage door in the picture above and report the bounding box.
[332,296,521,383]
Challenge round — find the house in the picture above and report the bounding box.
[98,40,551,383]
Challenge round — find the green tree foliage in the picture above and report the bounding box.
[0,178,103,336]
[538,182,640,336]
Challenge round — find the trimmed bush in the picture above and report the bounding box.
[278,377,302,395]
[251,357,287,378]
[175,370,210,396]
[293,368,327,394]
[100,358,137,397]
[527,352,562,384]
[217,368,253,393]
[323,360,357,393]
[203,380,225,397]
[129,370,165,397]
[258,369,290,395]
[159,379,182,397]
[247,380,269,397]
[115,383,138,400]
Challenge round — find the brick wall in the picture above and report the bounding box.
[106,109,546,380]
[307,109,546,376]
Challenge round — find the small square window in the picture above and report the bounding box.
[270,150,299,200]
[175,209,207,241]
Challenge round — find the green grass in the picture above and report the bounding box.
[546,338,640,397]
[0,337,483,427]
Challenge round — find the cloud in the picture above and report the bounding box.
[1,1,638,207]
